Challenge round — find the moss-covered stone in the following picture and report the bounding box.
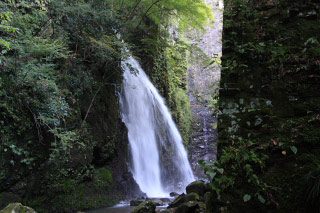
[174,201,200,213]
[186,181,210,197]
[168,193,200,208]
[132,201,156,213]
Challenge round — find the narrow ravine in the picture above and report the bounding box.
[188,0,223,179]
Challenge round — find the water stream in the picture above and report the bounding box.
[119,54,195,197]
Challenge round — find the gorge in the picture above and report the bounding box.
[0,0,319,212]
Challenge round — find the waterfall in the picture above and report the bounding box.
[119,54,195,197]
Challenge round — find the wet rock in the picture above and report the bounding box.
[133,201,156,213]
[174,201,200,213]
[157,209,175,213]
[130,200,144,206]
[189,100,218,179]
[169,192,179,197]
[146,198,164,206]
[119,171,146,199]
[0,203,36,213]
[160,198,171,203]
[186,181,210,197]
[168,193,200,208]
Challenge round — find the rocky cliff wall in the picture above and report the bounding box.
[188,0,223,179]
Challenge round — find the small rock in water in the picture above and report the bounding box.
[150,199,164,206]
[158,209,175,213]
[160,198,171,203]
[170,192,179,197]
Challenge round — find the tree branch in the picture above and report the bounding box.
[80,83,103,128]
[136,0,163,28]
[125,0,143,23]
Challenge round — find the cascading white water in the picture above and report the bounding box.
[119,54,195,197]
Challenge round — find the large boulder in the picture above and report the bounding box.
[174,201,200,213]
[133,201,156,213]
[186,181,210,197]
[146,198,164,206]
[168,193,199,208]
[0,203,36,213]
[130,200,144,206]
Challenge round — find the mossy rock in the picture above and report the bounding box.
[0,203,36,213]
[130,200,144,206]
[132,201,156,213]
[186,181,210,197]
[174,201,200,213]
[168,193,200,208]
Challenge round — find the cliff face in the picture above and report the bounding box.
[218,0,320,211]
[188,0,223,178]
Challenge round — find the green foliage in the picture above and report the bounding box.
[112,0,214,32]
[148,34,193,145]
[96,168,113,188]
[165,41,192,144]
[217,0,320,211]
[301,153,320,211]
[201,137,269,206]
[243,194,251,202]
[0,11,16,53]
[0,0,124,211]
[0,0,215,211]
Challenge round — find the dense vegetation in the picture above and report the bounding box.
[2,0,318,212]
[0,0,213,212]
[202,0,320,212]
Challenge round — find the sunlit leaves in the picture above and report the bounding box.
[243,194,251,202]
[112,0,214,31]
[290,146,298,154]
[257,194,266,204]
[0,11,16,53]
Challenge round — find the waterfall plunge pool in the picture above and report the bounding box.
[86,201,168,213]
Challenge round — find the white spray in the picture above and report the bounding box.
[119,53,195,197]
